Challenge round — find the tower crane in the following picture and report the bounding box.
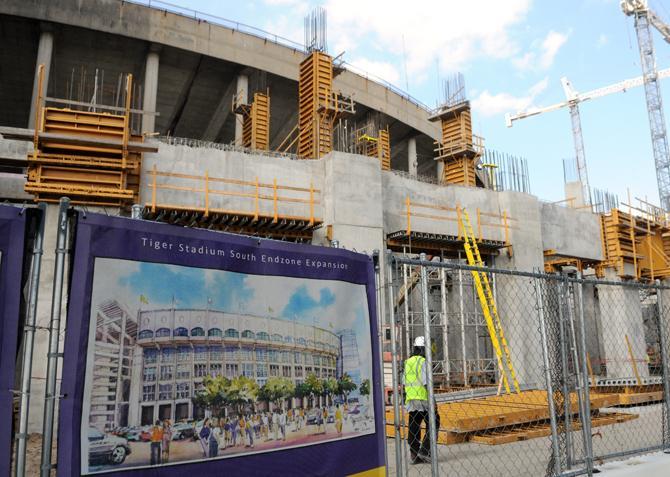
[622,0,670,210]
[506,68,670,207]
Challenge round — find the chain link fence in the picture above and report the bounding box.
[383,254,670,477]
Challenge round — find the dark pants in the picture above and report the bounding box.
[150,442,162,465]
[408,409,441,457]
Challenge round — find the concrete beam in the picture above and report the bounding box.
[165,56,202,136]
[28,23,53,128]
[202,75,239,143]
[141,44,161,134]
[233,74,248,144]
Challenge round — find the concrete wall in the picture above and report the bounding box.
[540,202,603,261]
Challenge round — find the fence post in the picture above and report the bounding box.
[419,253,439,476]
[151,163,157,213]
[557,277,573,469]
[534,276,562,476]
[386,252,405,476]
[15,203,47,477]
[372,250,389,472]
[655,279,670,452]
[575,273,594,474]
[40,197,70,477]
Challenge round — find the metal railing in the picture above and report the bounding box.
[124,0,432,113]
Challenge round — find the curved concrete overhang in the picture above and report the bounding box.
[0,0,441,141]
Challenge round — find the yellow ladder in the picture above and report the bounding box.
[460,209,521,394]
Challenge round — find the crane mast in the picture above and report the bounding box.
[562,78,592,206]
[622,0,670,210]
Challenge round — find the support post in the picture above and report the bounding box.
[15,203,47,477]
[535,277,562,476]
[459,266,467,386]
[407,137,418,176]
[419,253,439,476]
[386,252,404,476]
[372,250,389,472]
[235,74,249,144]
[28,25,53,128]
[40,197,70,477]
[131,204,142,219]
[141,44,161,134]
[655,280,670,451]
[273,178,278,223]
[557,278,573,468]
[573,274,594,475]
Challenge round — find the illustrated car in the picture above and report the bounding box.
[305,409,321,425]
[88,427,131,465]
[172,422,196,440]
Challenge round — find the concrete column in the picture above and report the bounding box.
[437,161,444,183]
[407,137,417,176]
[28,24,54,128]
[564,180,585,208]
[234,74,249,145]
[141,44,161,135]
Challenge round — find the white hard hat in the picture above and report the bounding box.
[414,336,426,347]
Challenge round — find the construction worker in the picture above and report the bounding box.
[404,336,440,464]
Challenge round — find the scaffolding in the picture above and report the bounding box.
[24,65,154,207]
[351,123,391,170]
[429,75,484,186]
[233,89,270,151]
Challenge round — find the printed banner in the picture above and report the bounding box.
[0,205,27,477]
[58,213,384,476]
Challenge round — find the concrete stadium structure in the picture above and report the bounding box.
[3,0,649,441]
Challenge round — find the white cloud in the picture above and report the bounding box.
[514,30,569,71]
[472,76,549,117]
[263,0,531,86]
[597,33,608,48]
[347,58,401,85]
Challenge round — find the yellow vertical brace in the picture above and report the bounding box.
[33,64,45,157]
[628,190,638,278]
[503,211,509,246]
[586,352,595,384]
[254,177,259,221]
[477,208,482,242]
[462,209,521,393]
[273,178,278,223]
[647,217,654,280]
[204,171,209,218]
[456,205,462,240]
[122,74,132,170]
[151,164,157,213]
[406,196,411,235]
[309,182,314,226]
[625,334,642,386]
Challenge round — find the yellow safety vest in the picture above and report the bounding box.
[404,355,428,401]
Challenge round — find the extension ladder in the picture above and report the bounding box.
[460,209,521,394]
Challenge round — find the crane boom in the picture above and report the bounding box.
[506,67,670,126]
[622,0,670,211]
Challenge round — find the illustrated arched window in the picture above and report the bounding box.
[208,328,223,337]
[297,337,306,346]
[271,333,283,342]
[284,336,293,344]
[241,330,255,339]
[225,328,239,338]
[174,327,188,337]
[257,331,270,341]
[155,328,170,338]
[138,330,153,340]
[307,339,315,348]
[191,327,205,337]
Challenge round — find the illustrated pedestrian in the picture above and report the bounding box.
[161,419,172,462]
[199,418,211,457]
[404,336,441,464]
[272,410,280,440]
[245,414,254,448]
[335,404,343,434]
[279,409,286,441]
[208,419,219,457]
[150,420,163,465]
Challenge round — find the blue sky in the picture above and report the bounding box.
[145,0,670,206]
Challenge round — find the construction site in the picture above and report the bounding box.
[2,1,670,476]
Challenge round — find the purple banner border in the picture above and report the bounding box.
[0,205,27,477]
[57,213,385,477]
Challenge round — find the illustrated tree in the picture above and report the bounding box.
[305,372,323,407]
[359,379,370,404]
[192,375,230,419]
[294,382,311,409]
[323,377,338,407]
[226,375,259,416]
[259,376,295,411]
[337,373,357,404]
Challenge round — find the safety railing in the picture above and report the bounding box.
[404,197,513,247]
[145,166,320,224]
